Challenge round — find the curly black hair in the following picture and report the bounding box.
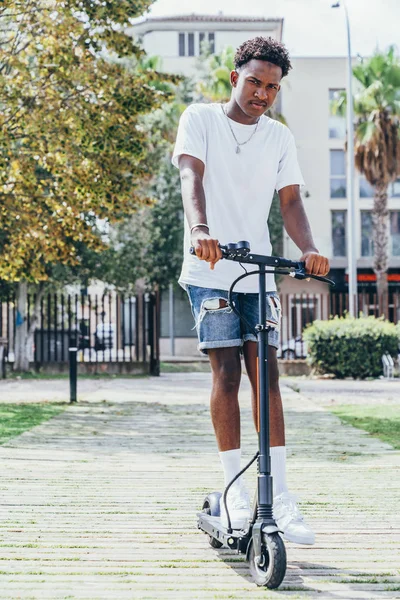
[234,37,292,78]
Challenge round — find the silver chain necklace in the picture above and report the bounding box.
[221,104,260,154]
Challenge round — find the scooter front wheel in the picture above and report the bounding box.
[248,533,286,588]
[202,493,223,548]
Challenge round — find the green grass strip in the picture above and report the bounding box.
[331,404,400,450]
[0,403,66,444]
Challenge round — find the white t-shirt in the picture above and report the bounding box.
[172,103,305,293]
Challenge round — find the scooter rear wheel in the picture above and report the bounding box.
[202,493,223,548]
[248,533,286,588]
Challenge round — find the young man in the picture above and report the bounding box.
[172,37,329,544]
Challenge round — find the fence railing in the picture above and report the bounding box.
[278,291,400,359]
[2,290,399,366]
[0,290,160,373]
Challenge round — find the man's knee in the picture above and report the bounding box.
[209,348,241,394]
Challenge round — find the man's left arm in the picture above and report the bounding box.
[278,184,330,276]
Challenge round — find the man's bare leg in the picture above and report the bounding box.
[208,346,242,451]
[207,346,250,526]
[242,341,284,447]
[243,340,288,498]
[242,340,315,543]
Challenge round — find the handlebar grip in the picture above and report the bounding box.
[190,244,227,256]
[285,259,306,270]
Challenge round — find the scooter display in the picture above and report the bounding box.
[190,241,333,589]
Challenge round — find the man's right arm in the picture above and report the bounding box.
[179,154,222,269]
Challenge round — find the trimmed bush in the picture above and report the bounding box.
[303,315,398,379]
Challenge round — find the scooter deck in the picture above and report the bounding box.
[197,512,250,550]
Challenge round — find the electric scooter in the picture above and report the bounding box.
[190,241,333,589]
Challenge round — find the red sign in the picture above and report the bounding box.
[344,273,400,283]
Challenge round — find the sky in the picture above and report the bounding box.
[142,0,399,57]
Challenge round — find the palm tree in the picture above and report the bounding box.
[196,45,235,102]
[332,47,400,299]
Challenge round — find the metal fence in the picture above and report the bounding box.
[2,290,400,367]
[0,290,160,374]
[278,291,400,359]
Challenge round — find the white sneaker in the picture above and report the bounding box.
[219,484,251,530]
[273,492,315,545]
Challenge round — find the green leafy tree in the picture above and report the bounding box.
[0,0,177,369]
[144,157,184,290]
[332,47,400,298]
[95,79,192,294]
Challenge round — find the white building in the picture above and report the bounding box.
[129,14,400,355]
[128,14,283,76]
[281,57,400,286]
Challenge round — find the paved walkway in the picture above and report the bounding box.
[285,377,400,407]
[0,374,399,599]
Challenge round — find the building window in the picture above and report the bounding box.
[208,32,215,54]
[180,32,215,57]
[330,150,346,198]
[188,32,195,57]
[391,178,400,197]
[360,177,400,198]
[329,89,346,138]
[362,212,400,257]
[390,211,400,256]
[199,32,205,53]
[361,211,374,257]
[332,210,347,256]
[179,33,185,57]
[360,177,374,198]
[199,32,215,55]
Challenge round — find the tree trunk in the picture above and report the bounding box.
[14,282,45,372]
[372,183,389,313]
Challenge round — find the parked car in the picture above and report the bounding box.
[278,336,308,359]
[94,323,114,351]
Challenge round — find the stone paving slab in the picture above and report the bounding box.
[0,373,399,599]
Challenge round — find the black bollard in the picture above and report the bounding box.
[69,337,78,403]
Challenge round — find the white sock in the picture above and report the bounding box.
[270,446,288,498]
[219,448,244,493]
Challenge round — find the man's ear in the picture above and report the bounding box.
[230,70,239,88]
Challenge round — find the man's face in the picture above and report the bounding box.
[231,59,282,118]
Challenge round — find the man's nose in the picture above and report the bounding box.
[255,88,268,101]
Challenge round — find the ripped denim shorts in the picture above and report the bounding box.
[186,285,281,355]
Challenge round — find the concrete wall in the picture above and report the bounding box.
[26,362,149,376]
[160,337,199,358]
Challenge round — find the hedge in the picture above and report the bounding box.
[303,315,399,379]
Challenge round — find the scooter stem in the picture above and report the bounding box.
[256,263,274,519]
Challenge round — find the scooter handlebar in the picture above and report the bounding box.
[190,244,301,267]
[189,243,334,286]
